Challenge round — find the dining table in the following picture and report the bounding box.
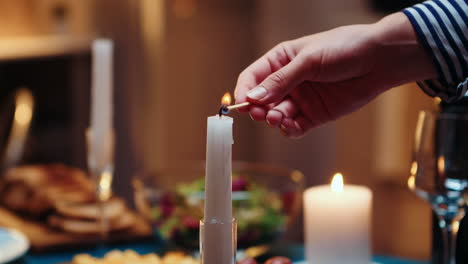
[16,241,429,264]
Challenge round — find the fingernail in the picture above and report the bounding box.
[247,87,267,100]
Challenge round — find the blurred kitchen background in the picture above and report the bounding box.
[0,0,437,260]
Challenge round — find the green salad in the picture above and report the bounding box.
[149,173,288,249]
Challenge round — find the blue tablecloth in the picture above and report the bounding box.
[20,243,429,264]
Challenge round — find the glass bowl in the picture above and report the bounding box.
[132,161,304,250]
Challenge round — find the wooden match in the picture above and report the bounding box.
[219,102,251,116]
[226,102,250,110]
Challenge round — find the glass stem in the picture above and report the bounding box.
[97,197,108,240]
[95,169,111,242]
[438,212,464,264]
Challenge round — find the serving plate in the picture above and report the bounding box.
[0,227,29,264]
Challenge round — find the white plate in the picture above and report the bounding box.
[0,227,29,264]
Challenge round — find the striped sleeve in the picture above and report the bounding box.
[403,0,468,102]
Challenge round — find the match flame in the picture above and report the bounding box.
[221,92,231,105]
[331,173,344,193]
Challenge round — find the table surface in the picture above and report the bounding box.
[19,242,429,264]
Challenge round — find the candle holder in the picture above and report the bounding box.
[200,218,237,264]
[85,128,115,240]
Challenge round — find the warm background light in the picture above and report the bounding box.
[410,161,418,176]
[408,162,417,191]
[437,156,445,176]
[407,175,415,191]
[331,173,344,193]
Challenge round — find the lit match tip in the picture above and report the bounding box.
[219,102,250,116]
[218,92,251,116]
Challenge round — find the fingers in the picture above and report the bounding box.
[234,42,298,111]
[246,56,307,105]
[265,97,313,138]
[248,105,268,121]
[248,90,314,138]
[234,58,272,112]
[266,98,298,128]
[279,116,312,139]
[234,72,256,112]
[265,110,283,127]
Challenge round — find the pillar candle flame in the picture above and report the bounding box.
[331,173,344,193]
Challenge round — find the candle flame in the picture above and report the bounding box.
[221,92,231,105]
[15,102,32,126]
[14,89,33,126]
[331,173,344,193]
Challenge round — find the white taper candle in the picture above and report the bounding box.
[202,115,234,264]
[90,39,113,167]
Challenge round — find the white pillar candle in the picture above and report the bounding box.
[304,173,372,264]
[202,114,234,264]
[90,39,114,167]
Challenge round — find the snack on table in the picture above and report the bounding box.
[161,252,199,264]
[71,250,292,264]
[71,250,198,264]
[54,197,127,220]
[0,164,135,234]
[0,164,94,216]
[48,208,135,234]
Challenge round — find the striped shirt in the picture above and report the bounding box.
[403,0,468,102]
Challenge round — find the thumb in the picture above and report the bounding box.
[246,57,307,104]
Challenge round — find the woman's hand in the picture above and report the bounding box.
[234,12,436,138]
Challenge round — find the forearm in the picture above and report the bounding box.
[402,0,468,102]
[370,12,438,87]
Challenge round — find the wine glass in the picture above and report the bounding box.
[409,110,468,264]
[86,128,115,240]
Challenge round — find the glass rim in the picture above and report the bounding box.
[420,110,468,120]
